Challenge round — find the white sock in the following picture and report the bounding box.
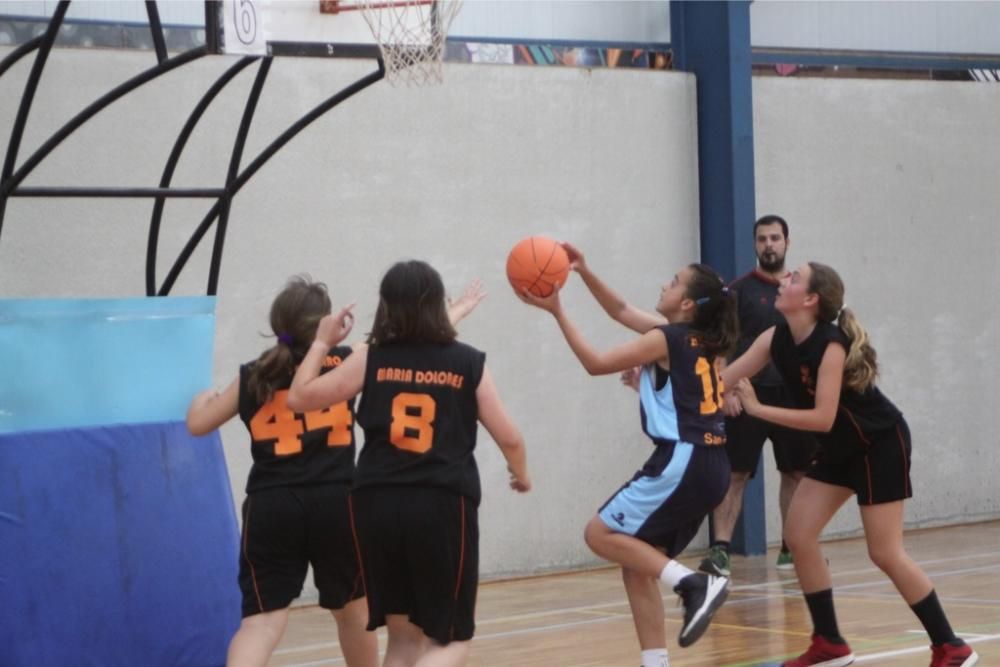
[641,648,670,667]
[659,560,694,588]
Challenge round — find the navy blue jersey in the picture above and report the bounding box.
[239,346,356,493]
[770,322,902,456]
[639,324,727,447]
[354,341,486,503]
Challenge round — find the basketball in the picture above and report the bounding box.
[506,236,571,297]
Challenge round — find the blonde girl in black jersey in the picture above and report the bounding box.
[722,262,976,667]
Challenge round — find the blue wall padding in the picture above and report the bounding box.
[0,421,241,667]
[0,297,215,433]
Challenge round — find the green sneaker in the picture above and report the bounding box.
[698,545,731,577]
[776,550,794,570]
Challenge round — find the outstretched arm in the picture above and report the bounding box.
[448,278,486,328]
[563,242,668,334]
[187,378,239,435]
[519,286,668,375]
[720,327,775,388]
[287,304,361,412]
[734,344,845,432]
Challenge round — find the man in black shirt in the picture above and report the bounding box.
[699,215,817,577]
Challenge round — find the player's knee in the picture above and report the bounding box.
[331,598,368,629]
[866,544,901,572]
[783,527,811,555]
[240,608,288,639]
[583,516,608,553]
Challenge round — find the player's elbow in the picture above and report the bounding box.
[581,358,612,376]
[286,388,306,412]
[186,413,212,437]
[815,412,837,433]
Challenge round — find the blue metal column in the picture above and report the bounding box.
[671,0,765,555]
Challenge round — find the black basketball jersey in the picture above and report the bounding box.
[639,324,727,447]
[354,341,486,503]
[729,269,787,386]
[238,346,356,493]
[770,322,902,454]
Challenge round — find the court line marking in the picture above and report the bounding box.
[274,549,1000,662]
[852,632,1000,664]
[720,632,1000,667]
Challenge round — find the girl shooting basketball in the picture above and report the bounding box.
[519,243,736,667]
[186,275,484,667]
[287,260,529,667]
[722,262,977,667]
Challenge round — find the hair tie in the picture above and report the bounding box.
[721,286,730,296]
[277,333,294,345]
[695,296,711,306]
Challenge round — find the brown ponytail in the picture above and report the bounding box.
[247,276,332,403]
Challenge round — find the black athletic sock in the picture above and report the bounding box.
[712,540,731,554]
[804,589,845,644]
[780,539,790,554]
[910,590,959,646]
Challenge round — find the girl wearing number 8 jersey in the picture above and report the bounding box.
[519,244,738,667]
[186,275,483,667]
[288,260,529,667]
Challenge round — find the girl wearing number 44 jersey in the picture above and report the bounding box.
[288,260,530,667]
[722,262,977,667]
[186,274,484,667]
[520,242,737,667]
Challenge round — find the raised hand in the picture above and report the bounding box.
[516,284,562,314]
[448,278,487,325]
[561,241,587,273]
[315,303,355,347]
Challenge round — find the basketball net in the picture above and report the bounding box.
[357,0,463,86]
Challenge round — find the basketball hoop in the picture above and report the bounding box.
[321,0,462,86]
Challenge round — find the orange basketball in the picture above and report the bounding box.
[506,236,570,297]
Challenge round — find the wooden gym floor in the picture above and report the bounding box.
[269,521,1000,666]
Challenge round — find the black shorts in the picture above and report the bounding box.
[808,419,913,505]
[350,485,478,645]
[598,442,731,558]
[725,384,818,475]
[238,483,363,618]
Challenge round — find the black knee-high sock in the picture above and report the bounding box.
[911,590,960,646]
[805,589,845,643]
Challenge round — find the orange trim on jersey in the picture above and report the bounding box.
[347,494,368,598]
[454,497,466,601]
[839,407,871,446]
[243,497,265,613]
[896,424,911,498]
[864,455,874,503]
[449,496,467,642]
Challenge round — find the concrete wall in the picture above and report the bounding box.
[3,45,998,594]
[753,76,1000,542]
[0,47,701,586]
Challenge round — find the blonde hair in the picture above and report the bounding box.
[807,262,878,392]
